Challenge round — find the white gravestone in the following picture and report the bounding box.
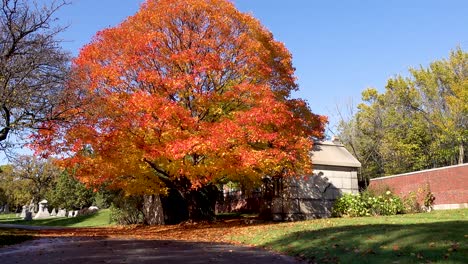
[57,209,67,217]
[34,200,51,219]
[50,208,57,216]
[20,205,27,218]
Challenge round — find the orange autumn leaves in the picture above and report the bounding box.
[33,0,326,194]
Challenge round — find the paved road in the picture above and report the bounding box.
[0,236,305,264]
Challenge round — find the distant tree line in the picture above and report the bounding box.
[338,48,467,184]
[0,156,97,212]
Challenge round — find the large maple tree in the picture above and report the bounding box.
[33,0,326,221]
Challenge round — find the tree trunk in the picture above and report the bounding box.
[160,188,189,224]
[143,195,165,225]
[185,184,219,222]
[156,184,220,224]
[141,171,220,225]
[459,142,464,164]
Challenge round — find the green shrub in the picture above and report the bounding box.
[332,193,355,217]
[109,195,144,225]
[93,191,114,209]
[402,183,435,213]
[332,190,404,217]
[402,191,420,213]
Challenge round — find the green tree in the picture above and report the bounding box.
[12,156,60,205]
[339,48,467,180]
[408,48,467,165]
[0,165,27,210]
[48,171,95,210]
[0,157,60,211]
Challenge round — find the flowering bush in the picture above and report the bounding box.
[332,190,404,217]
[402,183,435,213]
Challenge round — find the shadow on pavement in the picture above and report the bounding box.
[0,237,304,264]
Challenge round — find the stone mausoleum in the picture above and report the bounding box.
[271,138,361,220]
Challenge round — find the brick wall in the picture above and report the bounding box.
[368,164,468,206]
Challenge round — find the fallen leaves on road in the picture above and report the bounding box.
[32,219,269,243]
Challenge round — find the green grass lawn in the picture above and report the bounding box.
[0,213,21,222]
[230,209,468,264]
[0,209,114,228]
[0,210,114,247]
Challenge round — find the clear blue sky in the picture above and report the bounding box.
[50,0,468,133]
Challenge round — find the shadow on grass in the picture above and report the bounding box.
[0,214,21,223]
[260,221,467,264]
[0,210,112,228]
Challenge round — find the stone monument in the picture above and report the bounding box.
[50,208,57,216]
[24,211,32,221]
[57,209,67,217]
[20,205,27,218]
[34,199,51,219]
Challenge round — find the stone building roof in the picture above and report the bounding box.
[311,140,361,168]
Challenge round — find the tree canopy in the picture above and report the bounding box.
[33,0,326,203]
[338,48,467,180]
[47,171,95,210]
[0,0,70,152]
[0,156,60,209]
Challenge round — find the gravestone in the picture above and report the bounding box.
[50,208,57,216]
[57,209,67,217]
[28,203,35,213]
[24,211,33,221]
[74,210,79,217]
[20,205,27,218]
[34,200,51,219]
[68,211,75,217]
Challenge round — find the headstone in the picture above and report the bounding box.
[74,210,79,217]
[86,206,99,215]
[23,211,32,221]
[68,211,75,217]
[34,200,51,219]
[50,208,57,216]
[28,204,35,213]
[20,205,27,218]
[57,209,67,217]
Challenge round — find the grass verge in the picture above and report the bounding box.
[0,209,114,228]
[230,209,468,264]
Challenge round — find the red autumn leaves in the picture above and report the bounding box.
[33,0,326,193]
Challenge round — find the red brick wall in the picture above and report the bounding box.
[368,164,468,205]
